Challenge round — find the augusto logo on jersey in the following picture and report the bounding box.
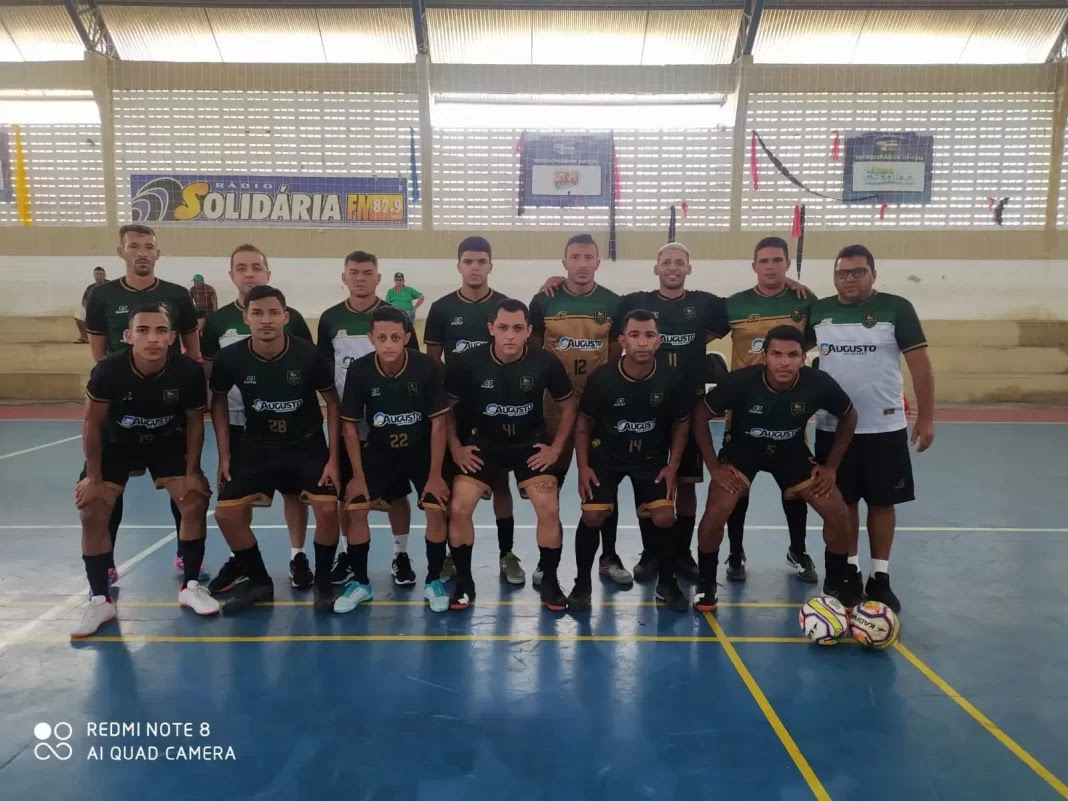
[484,403,534,417]
[556,337,601,351]
[615,420,656,433]
[453,340,488,354]
[820,343,878,356]
[251,399,303,413]
[372,411,422,427]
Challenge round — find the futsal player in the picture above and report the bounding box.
[807,245,935,613]
[691,326,863,611]
[209,286,341,613]
[84,224,202,583]
[444,299,577,611]
[337,306,452,613]
[201,244,317,594]
[317,250,421,587]
[723,237,816,582]
[573,310,693,610]
[72,303,215,638]
[424,237,522,585]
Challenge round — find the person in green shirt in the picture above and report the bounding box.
[386,272,424,323]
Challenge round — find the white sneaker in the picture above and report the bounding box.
[424,579,449,613]
[333,581,373,613]
[71,595,116,639]
[179,581,221,616]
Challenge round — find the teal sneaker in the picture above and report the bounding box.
[424,579,448,613]
[333,580,373,614]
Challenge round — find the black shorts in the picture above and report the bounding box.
[449,439,557,499]
[720,439,816,499]
[80,436,187,493]
[814,428,915,506]
[339,444,413,506]
[580,460,673,519]
[345,450,445,513]
[217,432,337,508]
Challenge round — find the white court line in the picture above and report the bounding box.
[0,434,80,461]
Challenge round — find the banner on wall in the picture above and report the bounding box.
[841,132,934,205]
[517,134,614,210]
[129,174,408,226]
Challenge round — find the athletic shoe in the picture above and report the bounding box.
[179,581,220,616]
[675,552,700,582]
[864,572,901,613]
[500,552,526,586]
[330,551,353,586]
[449,577,476,610]
[825,564,864,609]
[71,596,116,639]
[333,581,373,614]
[392,553,417,586]
[655,580,689,612]
[289,553,314,589]
[207,555,247,594]
[174,555,209,582]
[540,578,568,612]
[632,551,658,583]
[221,580,273,614]
[787,549,818,583]
[567,582,593,612]
[598,554,633,585]
[692,581,719,612]
[440,554,456,581]
[424,579,449,612]
[725,552,747,581]
[314,582,338,612]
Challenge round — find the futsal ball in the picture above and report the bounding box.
[798,596,850,645]
[849,601,900,649]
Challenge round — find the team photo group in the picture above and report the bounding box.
[71,224,935,640]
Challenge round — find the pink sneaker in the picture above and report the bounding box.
[175,555,209,581]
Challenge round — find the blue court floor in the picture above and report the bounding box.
[0,417,1066,801]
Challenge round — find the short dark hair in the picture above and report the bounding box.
[754,236,790,262]
[128,302,171,327]
[835,244,875,271]
[490,298,529,323]
[246,285,286,308]
[371,305,409,329]
[119,223,155,240]
[231,244,268,268]
[564,233,598,256]
[621,309,658,330]
[763,325,805,352]
[344,250,378,267]
[93,265,105,272]
[458,236,492,261]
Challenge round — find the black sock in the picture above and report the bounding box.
[496,516,514,556]
[600,508,619,556]
[727,493,748,554]
[784,498,808,555]
[346,542,370,584]
[180,538,206,587]
[451,544,473,581]
[538,545,562,582]
[675,515,696,562]
[825,548,847,583]
[171,499,182,556]
[641,519,673,584]
[639,515,655,554]
[234,544,271,584]
[426,539,446,582]
[83,553,112,599]
[698,548,719,583]
[574,521,600,587]
[107,494,123,568]
[314,541,338,587]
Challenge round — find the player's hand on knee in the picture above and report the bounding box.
[179,473,211,501]
[424,473,450,505]
[345,475,370,505]
[527,443,559,472]
[451,444,482,474]
[711,463,747,495]
[75,477,112,509]
[654,465,678,500]
[808,464,837,497]
[578,466,599,501]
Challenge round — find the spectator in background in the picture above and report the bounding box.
[75,266,107,343]
[386,272,424,324]
[189,273,218,333]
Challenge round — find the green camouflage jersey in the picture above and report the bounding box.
[423,288,510,365]
[85,277,198,356]
[725,288,811,370]
[201,299,313,426]
[530,283,621,395]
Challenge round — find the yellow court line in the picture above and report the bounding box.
[0,599,798,609]
[895,642,1068,800]
[703,612,832,801]
[50,633,718,644]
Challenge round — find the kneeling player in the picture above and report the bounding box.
[209,286,342,613]
[338,306,452,612]
[445,299,577,611]
[691,326,863,611]
[73,303,215,638]
[573,310,693,611]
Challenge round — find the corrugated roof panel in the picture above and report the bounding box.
[0,5,84,62]
[531,11,647,65]
[427,9,532,65]
[317,8,415,63]
[754,9,869,64]
[205,7,325,63]
[642,10,741,65]
[958,9,1068,64]
[0,22,23,62]
[853,10,976,64]
[100,5,220,63]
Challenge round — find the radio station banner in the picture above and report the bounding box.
[129,174,408,227]
[842,132,934,204]
[518,133,614,210]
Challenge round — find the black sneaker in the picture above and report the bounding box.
[540,578,569,612]
[391,552,417,586]
[655,579,689,612]
[692,580,719,612]
[567,582,592,612]
[675,552,700,582]
[725,552,747,581]
[330,551,353,586]
[207,555,247,595]
[221,579,274,614]
[289,553,314,589]
[449,577,476,611]
[826,564,864,609]
[787,550,818,583]
[313,582,337,612]
[865,572,901,613]
[632,551,658,583]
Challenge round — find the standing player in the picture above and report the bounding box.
[201,244,317,594]
[529,233,631,587]
[72,303,215,638]
[84,223,202,583]
[317,250,421,588]
[423,237,521,585]
[723,237,816,583]
[75,266,106,343]
[690,326,862,611]
[807,245,935,613]
[338,306,452,613]
[444,299,577,611]
[209,286,341,613]
[574,310,693,610]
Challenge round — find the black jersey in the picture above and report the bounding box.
[704,365,852,449]
[209,335,334,448]
[341,350,449,456]
[444,345,573,447]
[85,277,199,356]
[579,358,693,470]
[86,351,206,444]
[423,288,510,364]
